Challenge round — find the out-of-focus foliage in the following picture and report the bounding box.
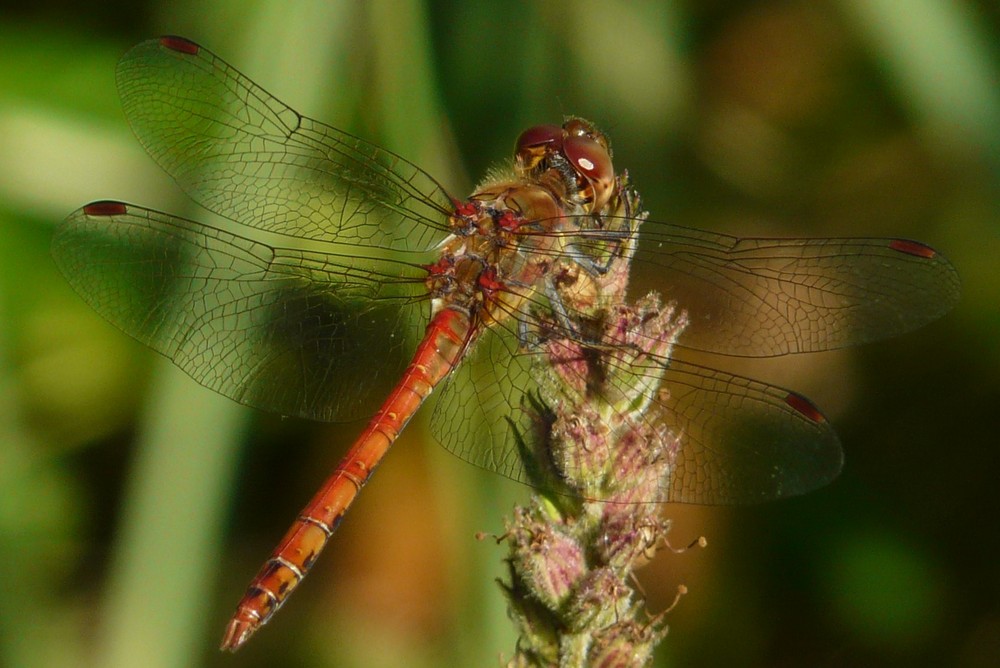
[0,1,996,667]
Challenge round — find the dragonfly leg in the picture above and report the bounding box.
[563,216,634,276]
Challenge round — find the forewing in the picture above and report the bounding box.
[116,37,453,252]
[626,222,960,356]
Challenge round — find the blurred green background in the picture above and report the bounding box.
[1,1,997,666]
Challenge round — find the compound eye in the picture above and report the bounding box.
[563,135,615,211]
[563,135,610,180]
[563,118,611,154]
[516,124,564,150]
[515,124,564,171]
[562,118,594,138]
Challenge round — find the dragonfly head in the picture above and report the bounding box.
[514,118,616,214]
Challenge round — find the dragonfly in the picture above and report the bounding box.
[52,36,960,651]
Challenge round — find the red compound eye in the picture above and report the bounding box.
[563,135,615,211]
[563,136,611,181]
[515,124,564,171]
[563,118,593,138]
[515,124,564,152]
[562,118,610,151]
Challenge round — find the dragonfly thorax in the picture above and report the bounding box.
[428,122,630,330]
[431,191,561,326]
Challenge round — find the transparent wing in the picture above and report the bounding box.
[431,323,538,482]
[52,201,428,421]
[430,319,841,505]
[657,360,841,504]
[116,36,454,252]
[569,220,961,356]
